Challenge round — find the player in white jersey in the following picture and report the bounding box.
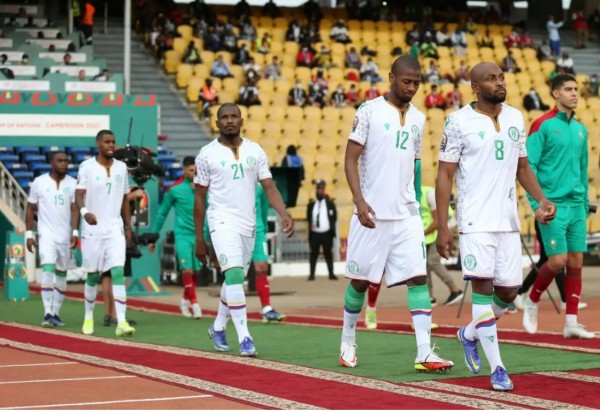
[340,55,453,372]
[26,152,79,328]
[436,62,556,391]
[194,103,294,357]
[75,129,135,338]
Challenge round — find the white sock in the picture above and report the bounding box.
[565,314,578,327]
[214,283,230,331]
[52,276,67,316]
[84,283,97,321]
[342,308,361,343]
[41,271,54,315]
[412,313,432,358]
[112,284,127,324]
[469,303,504,373]
[225,284,250,342]
[491,301,507,319]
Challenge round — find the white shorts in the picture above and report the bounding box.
[38,237,75,271]
[81,235,126,273]
[210,230,254,273]
[345,215,427,287]
[459,232,522,288]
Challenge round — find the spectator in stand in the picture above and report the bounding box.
[308,84,326,108]
[237,80,261,106]
[364,82,380,101]
[556,51,575,74]
[344,46,362,69]
[48,44,57,52]
[436,24,452,47]
[424,60,441,84]
[93,68,110,81]
[63,53,76,65]
[1,53,9,65]
[296,46,315,67]
[330,20,351,44]
[288,80,308,107]
[345,84,361,108]
[256,32,271,54]
[451,27,467,57]
[20,54,29,65]
[199,78,219,117]
[359,58,383,83]
[233,43,250,65]
[281,145,304,181]
[239,16,257,42]
[523,87,550,111]
[455,60,470,84]
[182,40,202,64]
[262,0,281,18]
[286,19,302,42]
[550,63,568,80]
[67,42,77,52]
[537,39,554,62]
[478,28,494,48]
[330,84,347,108]
[315,44,335,69]
[445,83,463,110]
[585,74,599,97]
[504,29,521,48]
[547,14,564,56]
[263,56,282,80]
[222,29,238,53]
[242,56,261,75]
[406,24,421,45]
[501,50,521,73]
[210,54,233,79]
[408,38,420,58]
[520,30,535,48]
[309,68,329,93]
[465,17,477,35]
[78,69,86,81]
[420,32,439,59]
[203,26,221,52]
[81,0,95,45]
[573,9,588,49]
[424,84,446,109]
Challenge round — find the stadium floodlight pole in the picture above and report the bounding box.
[67,0,73,35]
[124,0,131,94]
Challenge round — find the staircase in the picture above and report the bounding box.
[0,163,27,232]
[92,21,212,160]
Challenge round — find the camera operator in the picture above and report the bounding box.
[149,156,203,319]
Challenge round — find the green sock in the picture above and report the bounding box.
[342,285,365,341]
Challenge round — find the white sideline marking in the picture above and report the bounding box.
[0,362,77,368]
[0,395,214,410]
[0,375,135,385]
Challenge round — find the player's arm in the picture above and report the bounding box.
[25,180,37,252]
[435,161,457,258]
[121,193,132,244]
[70,200,79,249]
[261,178,294,238]
[259,186,269,230]
[414,159,422,203]
[194,184,209,263]
[152,189,174,234]
[581,127,589,208]
[516,157,555,223]
[76,165,96,225]
[524,122,544,210]
[424,190,437,236]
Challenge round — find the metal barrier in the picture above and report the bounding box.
[0,161,28,231]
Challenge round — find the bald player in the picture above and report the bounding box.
[339,55,454,373]
[436,62,556,391]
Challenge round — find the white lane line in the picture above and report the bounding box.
[0,362,77,368]
[0,394,214,410]
[0,375,135,385]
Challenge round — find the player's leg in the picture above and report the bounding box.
[341,216,388,368]
[428,243,463,305]
[176,235,195,318]
[524,208,569,333]
[81,237,102,335]
[51,242,70,326]
[104,236,135,337]
[252,232,284,322]
[209,279,231,352]
[100,272,116,326]
[38,238,58,326]
[563,205,594,338]
[365,276,383,330]
[188,237,203,319]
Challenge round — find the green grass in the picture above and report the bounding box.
[2,295,599,383]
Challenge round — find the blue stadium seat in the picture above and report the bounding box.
[158,153,178,162]
[170,168,184,179]
[41,146,66,154]
[12,171,34,180]
[17,179,30,190]
[15,146,39,155]
[162,179,175,188]
[68,146,91,154]
[30,163,52,176]
[90,147,99,154]
[161,161,175,170]
[0,146,14,153]
[74,153,92,163]
[23,153,46,163]
[8,163,29,170]
[66,170,78,178]
[0,154,19,163]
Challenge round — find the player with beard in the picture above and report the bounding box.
[436,62,556,391]
[76,130,135,337]
[339,55,454,372]
[194,103,294,356]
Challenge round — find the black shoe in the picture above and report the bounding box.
[307,276,315,281]
[329,275,338,280]
[103,315,113,327]
[127,319,137,326]
[444,290,464,306]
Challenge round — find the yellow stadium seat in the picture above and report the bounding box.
[177,25,193,39]
[284,41,300,56]
[274,79,291,93]
[318,138,339,152]
[286,106,304,122]
[304,106,322,123]
[587,97,600,112]
[222,77,240,94]
[340,107,355,124]
[246,106,267,123]
[375,20,390,31]
[263,120,282,136]
[186,77,202,102]
[270,93,289,107]
[321,121,340,137]
[268,106,286,123]
[274,17,288,28]
[279,135,300,151]
[194,64,210,79]
[244,120,263,135]
[281,122,302,137]
[176,64,193,88]
[322,107,341,123]
[294,67,312,83]
[173,38,187,55]
[201,51,216,67]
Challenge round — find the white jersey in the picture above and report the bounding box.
[27,174,76,243]
[77,157,130,238]
[348,96,424,220]
[195,138,272,237]
[438,103,527,233]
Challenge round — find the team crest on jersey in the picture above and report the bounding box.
[550,239,557,250]
[115,175,123,184]
[347,261,360,274]
[411,125,420,139]
[219,254,228,265]
[440,133,448,152]
[507,127,520,142]
[463,254,477,270]
[352,116,359,132]
[63,187,71,194]
[246,156,256,167]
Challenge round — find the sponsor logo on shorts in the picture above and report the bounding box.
[463,254,476,271]
[508,126,520,142]
[219,254,228,265]
[347,261,360,275]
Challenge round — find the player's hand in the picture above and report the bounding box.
[436,227,455,259]
[26,238,37,253]
[148,243,155,254]
[83,213,97,225]
[355,200,376,228]
[536,199,556,224]
[70,236,78,249]
[125,227,133,246]
[282,214,294,238]
[196,239,209,265]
